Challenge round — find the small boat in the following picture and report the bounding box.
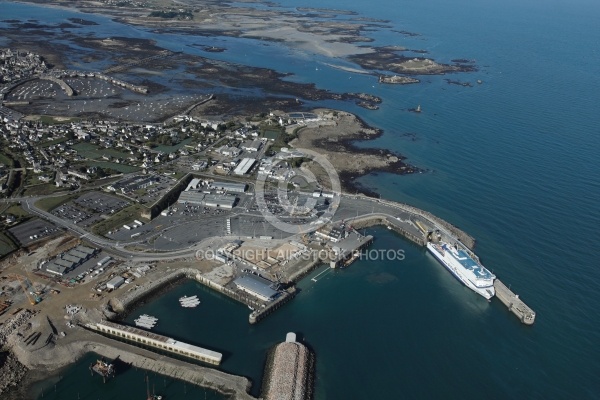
[90,358,115,383]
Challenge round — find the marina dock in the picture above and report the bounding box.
[134,314,158,329]
[179,295,201,308]
[494,280,536,325]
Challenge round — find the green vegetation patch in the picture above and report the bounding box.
[34,194,76,212]
[152,138,192,154]
[85,161,140,174]
[72,143,132,160]
[22,184,64,197]
[39,137,68,147]
[92,203,146,236]
[262,129,281,141]
[4,203,30,218]
[0,152,14,167]
[0,232,17,257]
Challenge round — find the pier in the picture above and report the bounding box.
[89,320,223,365]
[261,333,314,400]
[249,289,296,325]
[493,280,536,325]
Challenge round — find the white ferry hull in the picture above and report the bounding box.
[427,242,495,300]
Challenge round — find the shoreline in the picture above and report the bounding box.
[290,109,423,195]
[6,0,478,77]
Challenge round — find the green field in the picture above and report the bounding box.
[92,203,146,236]
[4,203,31,218]
[153,138,192,154]
[0,232,17,257]
[34,194,76,212]
[39,137,68,147]
[262,130,281,140]
[85,161,140,173]
[72,143,132,160]
[0,152,14,167]
[22,183,64,197]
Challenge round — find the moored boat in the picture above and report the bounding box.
[427,240,495,299]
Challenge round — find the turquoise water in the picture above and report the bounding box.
[1,0,597,398]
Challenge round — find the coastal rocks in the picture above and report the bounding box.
[0,311,34,398]
[378,75,420,84]
[0,352,28,396]
[345,92,382,110]
[349,47,478,76]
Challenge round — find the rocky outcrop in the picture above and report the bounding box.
[0,352,28,396]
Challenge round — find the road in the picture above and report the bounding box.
[8,184,466,264]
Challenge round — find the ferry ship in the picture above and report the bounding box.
[427,241,495,299]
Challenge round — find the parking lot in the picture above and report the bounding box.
[51,192,131,228]
[8,219,61,246]
[73,192,130,214]
[51,203,101,227]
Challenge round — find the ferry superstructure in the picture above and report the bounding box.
[427,241,495,299]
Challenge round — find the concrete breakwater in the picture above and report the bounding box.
[356,195,477,249]
[340,203,536,324]
[350,214,426,246]
[494,280,536,325]
[18,337,255,400]
[87,341,255,399]
[261,335,314,400]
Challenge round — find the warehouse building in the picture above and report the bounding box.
[106,276,125,290]
[210,181,247,193]
[233,274,279,301]
[177,191,237,209]
[233,158,256,176]
[46,263,68,276]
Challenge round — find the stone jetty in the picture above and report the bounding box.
[261,333,314,400]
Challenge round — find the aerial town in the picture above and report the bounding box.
[0,47,534,399]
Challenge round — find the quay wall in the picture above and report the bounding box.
[286,257,323,283]
[354,195,477,249]
[349,215,425,246]
[111,268,288,325]
[249,290,296,325]
[494,279,536,325]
